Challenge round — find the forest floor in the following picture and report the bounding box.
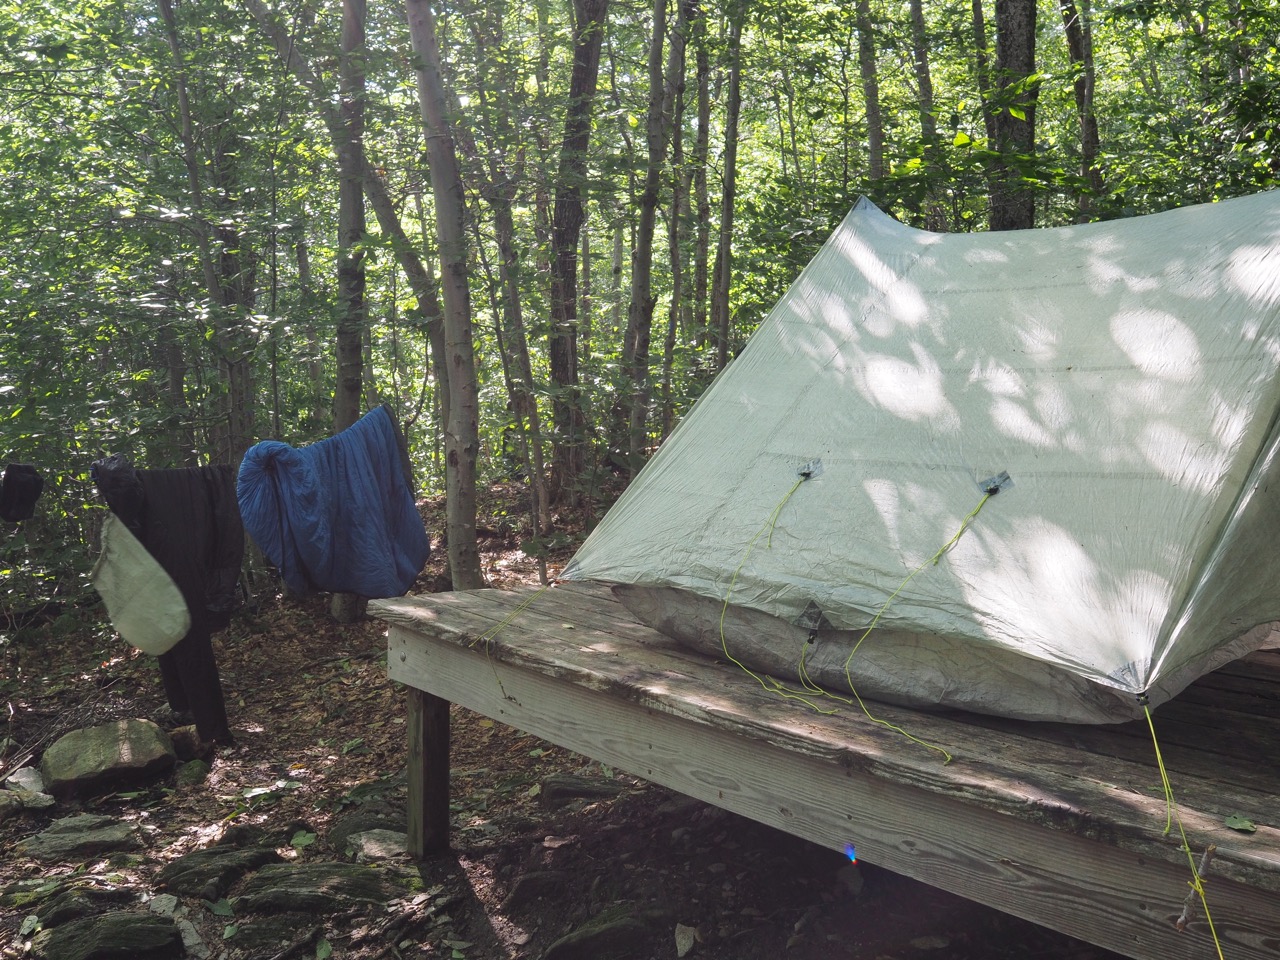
[0,485,1125,960]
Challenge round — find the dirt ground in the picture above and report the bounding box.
[0,510,1127,960]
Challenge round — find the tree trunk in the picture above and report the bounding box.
[1060,0,1104,220]
[972,0,998,144]
[461,11,552,534]
[157,0,256,467]
[855,0,885,183]
[622,0,687,476]
[988,0,1039,231]
[334,0,366,436]
[243,0,450,435]
[331,0,368,624]
[692,0,710,351]
[710,0,744,371]
[660,77,687,440]
[548,0,610,503]
[405,0,484,590]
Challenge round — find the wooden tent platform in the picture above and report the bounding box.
[371,582,1280,960]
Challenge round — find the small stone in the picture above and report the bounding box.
[675,922,698,958]
[11,788,56,810]
[5,766,44,793]
[175,760,211,787]
[149,893,180,916]
[177,917,211,959]
[346,829,407,862]
[0,791,24,822]
[909,935,950,950]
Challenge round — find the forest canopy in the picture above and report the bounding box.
[1,0,1277,604]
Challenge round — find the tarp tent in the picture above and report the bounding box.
[563,191,1280,723]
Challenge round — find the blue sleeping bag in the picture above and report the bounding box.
[237,406,430,598]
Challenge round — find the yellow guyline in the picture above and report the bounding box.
[834,491,996,764]
[1142,697,1225,960]
[718,477,999,762]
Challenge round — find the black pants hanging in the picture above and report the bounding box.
[94,458,243,744]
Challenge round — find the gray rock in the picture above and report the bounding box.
[0,790,23,823]
[346,828,408,862]
[156,845,284,900]
[502,870,573,911]
[36,884,136,927]
[540,772,626,809]
[224,915,321,956]
[16,814,140,862]
[328,807,405,852]
[10,787,56,811]
[5,765,44,792]
[39,719,175,797]
[541,904,662,960]
[176,917,211,959]
[30,910,183,960]
[174,759,210,787]
[146,894,180,917]
[233,861,399,914]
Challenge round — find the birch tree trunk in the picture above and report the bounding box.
[405,0,484,590]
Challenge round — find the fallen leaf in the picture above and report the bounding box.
[1225,814,1257,833]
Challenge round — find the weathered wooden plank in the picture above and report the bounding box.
[376,590,1280,891]
[376,593,1280,885]
[385,622,1280,960]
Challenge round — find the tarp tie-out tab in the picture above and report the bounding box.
[979,471,1013,496]
[797,459,824,480]
[793,599,834,633]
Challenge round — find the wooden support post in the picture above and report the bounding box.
[406,686,451,857]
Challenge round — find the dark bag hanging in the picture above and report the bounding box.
[0,463,43,522]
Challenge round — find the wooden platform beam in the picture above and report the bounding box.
[405,686,450,858]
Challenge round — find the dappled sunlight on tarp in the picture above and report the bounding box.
[565,191,1280,722]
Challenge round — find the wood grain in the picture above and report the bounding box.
[373,585,1280,960]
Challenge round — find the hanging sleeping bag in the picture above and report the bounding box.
[237,405,430,598]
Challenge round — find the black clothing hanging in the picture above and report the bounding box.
[93,455,243,744]
[0,463,43,522]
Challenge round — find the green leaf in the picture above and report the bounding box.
[1225,814,1256,833]
[207,898,235,917]
[292,830,317,848]
[952,132,972,147]
[315,938,333,959]
[223,923,239,939]
[19,915,39,936]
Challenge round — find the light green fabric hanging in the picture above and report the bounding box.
[91,512,190,656]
